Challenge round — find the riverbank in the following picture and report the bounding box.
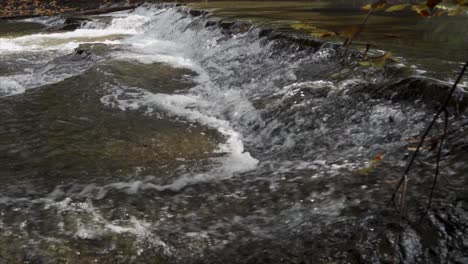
[0,0,139,18]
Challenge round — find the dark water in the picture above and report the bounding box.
[0,3,467,263]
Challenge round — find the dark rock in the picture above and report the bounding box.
[218,21,252,35]
[258,28,273,38]
[219,21,235,30]
[72,47,92,60]
[205,20,218,28]
[354,76,468,111]
[57,16,90,31]
[269,32,324,51]
[321,42,341,50]
[188,9,206,17]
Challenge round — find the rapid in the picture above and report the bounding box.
[0,3,467,263]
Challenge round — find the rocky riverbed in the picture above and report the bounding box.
[0,2,467,263]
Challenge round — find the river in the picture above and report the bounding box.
[0,3,467,263]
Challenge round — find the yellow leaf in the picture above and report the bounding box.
[370,51,393,68]
[310,30,336,38]
[355,153,384,175]
[291,23,336,39]
[360,52,393,68]
[412,3,427,12]
[448,6,465,15]
[412,4,432,17]
[372,153,384,162]
[362,0,387,11]
[339,25,361,39]
[359,61,372,67]
[373,0,387,11]
[362,3,373,11]
[291,23,316,31]
[385,3,410,12]
[356,166,374,175]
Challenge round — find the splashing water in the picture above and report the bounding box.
[0,4,467,263]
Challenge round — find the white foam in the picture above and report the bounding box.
[0,7,157,54]
[0,76,26,96]
[101,85,259,190]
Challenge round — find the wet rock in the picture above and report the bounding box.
[69,43,116,62]
[205,20,218,28]
[73,47,92,60]
[189,9,207,17]
[219,21,235,30]
[0,61,222,184]
[0,20,44,37]
[97,60,197,93]
[258,28,274,38]
[218,21,252,35]
[77,43,113,57]
[355,76,468,111]
[269,32,324,52]
[59,16,90,31]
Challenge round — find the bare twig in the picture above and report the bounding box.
[389,60,468,212]
[418,108,449,223]
[346,9,373,47]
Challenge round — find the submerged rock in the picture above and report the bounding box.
[0,61,222,186]
[386,76,468,111]
[59,16,90,31]
[351,76,468,112]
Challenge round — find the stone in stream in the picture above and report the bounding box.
[350,75,468,111]
[56,16,91,31]
[205,20,218,28]
[99,60,198,93]
[188,9,207,17]
[0,20,45,37]
[71,43,114,61]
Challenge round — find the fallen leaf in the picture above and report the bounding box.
[362,0,387,11]
[359,61,372,67]
[373,0,388,11]
[356,166,374,175]
[291,23,336,38]
[310,30,336,38]
[291,23,316,31]
[373,153,384,162]
[412,4,432,17]
[339,25,361,39]
[362,3,373,11]
[385,3,410,12]
[359,52,393,68]
[448,6,466,15]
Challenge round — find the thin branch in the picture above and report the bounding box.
[419,108,449,223]
[347,9,373,47]
[389,60,468,209]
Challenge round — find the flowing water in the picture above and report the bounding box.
[0,4,467,263]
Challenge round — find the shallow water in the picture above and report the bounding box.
[0,3,467,263]
[190,0,468,83]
